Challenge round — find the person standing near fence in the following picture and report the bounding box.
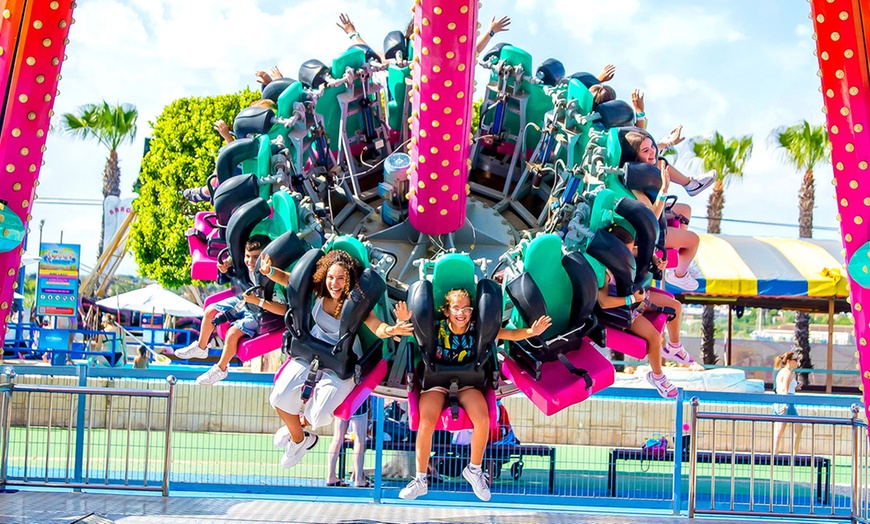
[326,398,370,487]
[773,349,803,455]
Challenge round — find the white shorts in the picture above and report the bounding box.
[269,359,355,429]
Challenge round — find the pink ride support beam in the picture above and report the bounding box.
[0,1,76,338]
[407,1,478,235]
[810,0,870,425]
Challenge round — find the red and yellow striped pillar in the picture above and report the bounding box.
[0,0,75,338]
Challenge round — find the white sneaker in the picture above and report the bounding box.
[195,364,228,385]
[685,175,715,197]
[687,262,701,278]
[462,465,491,502]
[175,342,208,359]
[280,431,318,468]
[273,426,290,449]
[398,476,428,500]
[665,270,699,291]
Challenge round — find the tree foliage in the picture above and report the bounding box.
[129,89,260,288]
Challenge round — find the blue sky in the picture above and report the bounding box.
[32,0,836,276]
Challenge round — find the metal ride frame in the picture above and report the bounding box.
[1,1,870,435]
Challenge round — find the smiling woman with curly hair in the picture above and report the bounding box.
[311,250,361,318]
[258,248,416,470]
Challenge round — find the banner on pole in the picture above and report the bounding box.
[36,243,81,317]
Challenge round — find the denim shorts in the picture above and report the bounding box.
[773,403,799,417]
[212,296,258,338]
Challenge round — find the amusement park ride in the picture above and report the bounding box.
[1,1,870,423]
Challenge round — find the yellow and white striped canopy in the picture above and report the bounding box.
[663,235,848,298]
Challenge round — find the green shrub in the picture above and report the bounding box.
[130,89,260,288]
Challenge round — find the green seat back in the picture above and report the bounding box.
[269,191,299,237]
[604,127,622,168]
[326,235,370,267]
[387,64,410,132]
[513,234,570,337]
[277,81,305,119]
[568,79,594,116]
[314,48,369,153]
[432,253,477,307]
[251,217,273,239]
[584,253,606,289]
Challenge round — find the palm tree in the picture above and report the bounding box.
[687,131,754,365]
[770,121,830,385]
[59,101,138,256]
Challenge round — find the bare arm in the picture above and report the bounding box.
[497,315,551,341]
[259,254,289,287]
[597,281,645,310]
[364,309,414,339]
[476,16,511,54]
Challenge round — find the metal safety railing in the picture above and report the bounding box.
[0,369,176,496]
[688,396,862,519]
[1,362,865,517]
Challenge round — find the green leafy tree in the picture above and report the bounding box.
[58,101,138,255]
[771,121,830,384]
[471,98,483,136]
[687,131,754,365]
[130,89,260,288]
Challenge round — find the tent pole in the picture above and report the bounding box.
[726,305,733,366]
[826,298,835,394]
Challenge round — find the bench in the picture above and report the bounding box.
[607,448,831,504]
[339,440,557,493]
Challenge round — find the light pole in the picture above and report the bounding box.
[38,219,45,248]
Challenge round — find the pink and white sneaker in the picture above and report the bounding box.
[646,371,678,399]
[662,342,696,365]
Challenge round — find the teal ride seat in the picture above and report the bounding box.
[315,48,368,153]
[501,233,613,415]
[405,253,500,430]
[386,64,410,133]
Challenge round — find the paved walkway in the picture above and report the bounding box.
[0,490,829,524]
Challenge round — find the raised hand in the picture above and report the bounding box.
[529,315,552,337]
[597,64,616,82]
[336,13,357,35]
[663,125,685,148]
[659,160,671,193]
[269,66,283,79]
[259,254,273,276]
[489,15,511,34]
[255,70,272,86]
[213,120,233,143]
[631,89,645,113]
[393,301,412,322]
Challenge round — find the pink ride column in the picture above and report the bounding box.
[407,0,478,235]
[809,0,870,421]
[0,0,75,338]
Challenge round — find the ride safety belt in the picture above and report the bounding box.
[300,356,321,404]
[447,380,461,420]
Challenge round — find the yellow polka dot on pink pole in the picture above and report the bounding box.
[408,1,477,235]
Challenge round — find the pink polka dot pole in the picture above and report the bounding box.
[407,0,477,235]
[810,0,870,418]
[0,0,75,337]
